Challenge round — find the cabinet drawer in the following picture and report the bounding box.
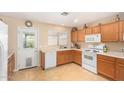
[97,54,116,62]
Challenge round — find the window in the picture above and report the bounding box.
[23,33,35,48]
[59,32,68,45]
[48,30,58,46]
[48,30,68,46]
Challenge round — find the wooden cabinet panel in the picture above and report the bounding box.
[71,31,78,42]
[119,21,124,41]
[8,53,15,80]
[40,51,45,69]
[92,26,101,34]
[97,54,116,79]
[57,50,82,66]
[101,22,119,42]
[57,50,73,66]
[116,58,124,80]
[72,51,82,65]
[78,30,85,42]
[85,28,92,35]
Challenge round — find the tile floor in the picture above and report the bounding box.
[10,63,108,81]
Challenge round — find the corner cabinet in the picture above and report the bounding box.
[71,31,78,42]
[101,22,119,42]
[116,58,124,80]
[77,30,85,42]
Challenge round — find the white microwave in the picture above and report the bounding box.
[85,34,101,43]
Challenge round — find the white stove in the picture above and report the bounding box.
[82,44,104,74]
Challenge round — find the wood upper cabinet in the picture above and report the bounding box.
[92,26,101,34]
[97,54,116,80]
[85,28,92,35]
[119,21,124,41]
[101,22,119,42]
[116,58,124,80]
[71,31,78,42]
[77,29,85,42]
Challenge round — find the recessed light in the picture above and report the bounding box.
[74,19,78,23]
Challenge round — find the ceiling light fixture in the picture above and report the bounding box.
[61,12,69,16]
[74,18,78,23]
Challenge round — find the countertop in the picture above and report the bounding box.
[97,51,124,59]
[40,48,82,53]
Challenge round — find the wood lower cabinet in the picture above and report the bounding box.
[97,54,116,80]
[57,50,72,65]
[40,51,45,69]
[57,50,82,66]
[116,58,124,80]
[72,50,82,65]
[101,22,119,42]
[8,53,15,80]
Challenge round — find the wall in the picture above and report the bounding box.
[0,15,71,69]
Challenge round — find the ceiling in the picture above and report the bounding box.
[0,12,119,27]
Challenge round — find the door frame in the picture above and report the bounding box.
[17,27,40,70]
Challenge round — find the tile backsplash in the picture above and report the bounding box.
[105,42,124,52]
[78,42,124,52]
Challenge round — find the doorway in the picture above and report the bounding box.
[17,27,39,70]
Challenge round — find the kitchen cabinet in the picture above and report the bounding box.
[57,50,72,65]
[97,54,116,79]
[92,26,101,34]
[40,51,45,69]
[101,22,119,42]
[72,50,82,65]
[77,30,85,42]
[85,26,101,35]
[116,58,124,80]
[8,53,15,80]
[71,31,78,42]
[57,50,82,66]
[119,21,124,41]
[85,28,92,35]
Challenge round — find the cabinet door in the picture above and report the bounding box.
[73,51,82,65]
[71,31,77,42]
[85,28,92,35]
[97,55,116,79]
[97,59,115,79]
[78,30,85,42]
[101,22,119,42]
[119,21,124,41]
[116,59,124,80]
[57,51,65,65]
[92,26,101,34]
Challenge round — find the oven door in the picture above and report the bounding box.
[83,52,96,67]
